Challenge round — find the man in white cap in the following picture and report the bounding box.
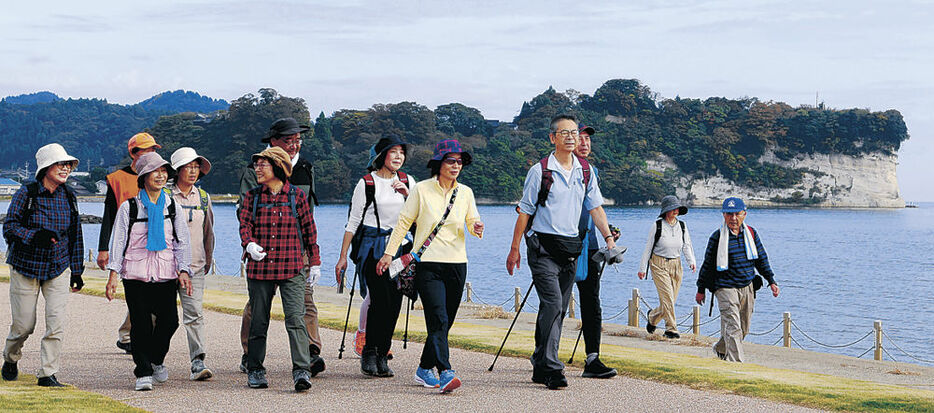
[2,144,84,387]
[170,147,216,381]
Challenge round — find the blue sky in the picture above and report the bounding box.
[2,0,931,200]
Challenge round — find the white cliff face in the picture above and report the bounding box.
[652,150,905,208]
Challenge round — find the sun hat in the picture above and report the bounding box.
[127,132,161,154]
[134,152,174,187]
[658,195,688,218]
[578,123,596,136]
[367,135,408,171]
[35,143,79,179]
[721,197,746,213]
[170,147,212,176]
[251,146,293,179]
[262,117,310,143]
[427,139,472,167]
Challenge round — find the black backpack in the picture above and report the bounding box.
[124,188,178,252]
[644,218,686,274]
[349,171,411,262]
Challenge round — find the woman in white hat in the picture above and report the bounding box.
[169,147,215,381]
[2,144,84,388]
[104,152,192,391]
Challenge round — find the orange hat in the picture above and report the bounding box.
[127,132,161,154]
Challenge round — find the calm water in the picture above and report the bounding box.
[3,201,933,365]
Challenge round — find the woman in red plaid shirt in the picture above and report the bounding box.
[237,146,320,392]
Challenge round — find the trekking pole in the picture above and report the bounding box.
[337,268,359,359]
[568,259,606,364]
[403,297,411,349]
[489,281,534,372]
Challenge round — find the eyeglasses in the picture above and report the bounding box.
[54,161,74,170]
[279,138,302,147]
[181,163,201,172]
[442,158,463,165]
[553,129,580,138]
[253,161,272,170]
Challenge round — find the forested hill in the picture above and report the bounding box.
[1,81,909,204]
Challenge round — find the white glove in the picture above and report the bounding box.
[245,242,267,261]
[307,265,321,286]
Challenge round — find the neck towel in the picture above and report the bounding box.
[716,222,757,271]
[139,190,168,251]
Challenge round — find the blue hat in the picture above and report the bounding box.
[721,197,746,213]
[427,139,472,167]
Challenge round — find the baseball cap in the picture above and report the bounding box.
[127,132,161,154]
[721,197,746,213]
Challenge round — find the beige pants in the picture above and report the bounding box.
[241,274,321,354]
[178,270,207,362]
[117,312,131,344]
[713,283,755,362]
[3,268,69,378]
[647,254,683,333]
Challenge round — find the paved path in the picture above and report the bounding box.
[0,281,820,412]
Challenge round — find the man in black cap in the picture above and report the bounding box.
[237,117,325,377]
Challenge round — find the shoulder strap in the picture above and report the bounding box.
[647,218,663,273]
[577,155,591,187]
[125,198,140,253]
[362,174,379,228]
[166,192,178,243]
[288,185,304,251]
[250,185,263,221]
[21,182,41,226]
[413,187,458,258]
[536,157,553,207]
[198,187,209,210]
[679,220,686,243]
[397,171,409,188]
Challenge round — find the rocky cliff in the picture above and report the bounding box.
[647,150,905,208]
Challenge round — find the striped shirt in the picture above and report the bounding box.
[696,228,775,293]
[3,183,84,280]
[238,182,320,280]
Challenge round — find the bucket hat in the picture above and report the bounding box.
[721,197,746,213]
[35,143,79,179]
[427,139,472,167]
[251,146,293,179]
[171,147,212,176]
[578,123,596,136]
[127,132,161,154]
[658,195,688,218]
[134,152,174,187]
[367,135,408,171]
[262,117,310,143]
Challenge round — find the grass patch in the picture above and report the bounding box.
[474,305,511,319]
[0,374,142,412]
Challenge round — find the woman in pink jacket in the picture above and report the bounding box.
[104,152,192,391]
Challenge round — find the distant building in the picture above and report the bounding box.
[0,178,21,195]
[95,180,108,195]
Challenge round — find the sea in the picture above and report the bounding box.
[2,201,932,366]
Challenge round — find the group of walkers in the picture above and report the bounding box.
[2,113,780,394]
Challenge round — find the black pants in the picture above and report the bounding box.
[123,279,179,378]
[363,256,403,357]
[415,262,467,372]
[576,249,603,355]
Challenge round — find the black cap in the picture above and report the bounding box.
[262,117,310,143]
[578,123,596,136]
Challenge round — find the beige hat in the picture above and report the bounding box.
[134,152,173,187]
[170,147,212,176]
[35,143,79,179]
[251,146,292,179]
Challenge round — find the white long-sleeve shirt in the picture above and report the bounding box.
[344,171,417,233]
[638,219,696,273]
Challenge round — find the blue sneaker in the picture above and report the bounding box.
[439,369,461,393]
[414,367,440,388]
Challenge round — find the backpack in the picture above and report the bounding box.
[250,184,305,251]
[9,182,80,248]
[644,218,686,274]
[124,188,179,252]
[523,155,592,231]
[349,171,410,262]
[178,187,210,223]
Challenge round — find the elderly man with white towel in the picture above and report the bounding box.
[695,197,780,362]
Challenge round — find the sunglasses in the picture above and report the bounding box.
[442,158,464,165]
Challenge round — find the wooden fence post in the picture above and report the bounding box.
[514,287,521,313]
[783,312,791,348]
[465,282,472,302]
[874,320,883,361]
[568,291,576,319]
[693,305,700,336]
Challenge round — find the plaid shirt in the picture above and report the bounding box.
[238,182,320,280]
[3,184,85,280]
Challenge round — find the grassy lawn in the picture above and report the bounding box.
[0,374,143,412]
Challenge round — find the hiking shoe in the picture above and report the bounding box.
[353,330,366,357]
[360,350,379,376]
[247,370,268,389]
[712,343,727,360]
[116,340,132,354]
[135,376,153,391]
[376,354,394,378]
[582,357,617,379]
[664,331,681,339]
[646,320,656,334]
[293,370,311,392]
[1,361,17,381]
[439,369,461,393]
[152,364,168,383]
[544,371,568,390]
[531,368,546,384]
[37,375,65,387]
[415,367,440,388]
[239,354,249,373]
[190,359,213,381]
[309,354,326,377]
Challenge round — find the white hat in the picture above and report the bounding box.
[170,147,212,176]
[35,143,79,179]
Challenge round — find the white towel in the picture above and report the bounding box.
[716,222,758,271]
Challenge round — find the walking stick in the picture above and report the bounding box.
[403,297,411,349]
[489,281,534,372]
[337,268,358,359]
[567,259,608,364]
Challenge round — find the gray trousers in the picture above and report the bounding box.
[246,273,311,373]
[528,235,577,372]
[713,283,755,362]
[178,269,207,362]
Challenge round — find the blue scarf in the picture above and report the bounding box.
[139,190,167,251]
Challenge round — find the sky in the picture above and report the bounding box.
[2,0,931,201]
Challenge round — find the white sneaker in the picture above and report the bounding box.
[152,364,168,383]
[135,376,153,391]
